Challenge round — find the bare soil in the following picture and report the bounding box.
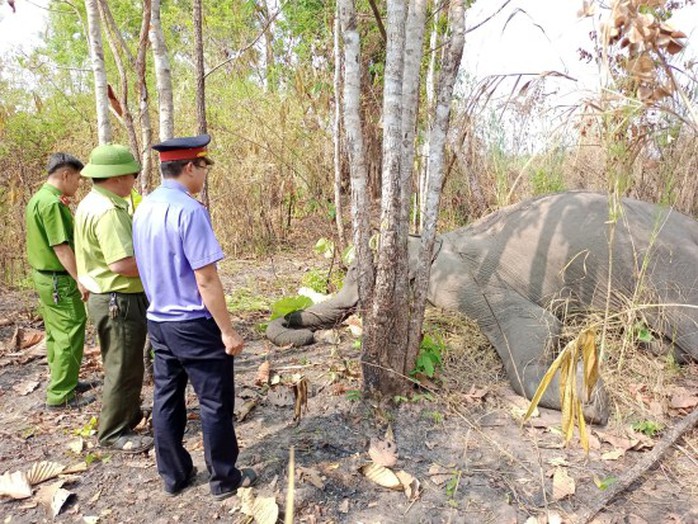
[1,253,697,524]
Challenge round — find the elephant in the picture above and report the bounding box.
[267,191,698,423]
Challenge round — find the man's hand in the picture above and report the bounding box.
[222,330,245,356]
[78,283,90,302]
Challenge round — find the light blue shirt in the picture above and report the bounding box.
[133,179,224,321]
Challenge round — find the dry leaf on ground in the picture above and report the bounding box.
[395,470,421,501]
[368,436,398,468]
[0,470,32,499]
[12,380,40,396]
[669,390,698,410]
[235,399,258,422]
[298,466,324,490]
[26,461,66,485]
[255,361,271,386]
[35,479,73,518]
[359,463,401,490]
[552,468,575,500]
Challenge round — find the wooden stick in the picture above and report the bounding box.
[577,406,698,523]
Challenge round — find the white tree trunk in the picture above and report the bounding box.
[418,1,441,231]
[407,0,466,367]
[136,0,153,193]
[399,0,427,228]
[333,6,346,250]
[193,0,209,208]
[149,0,174,141]
[85,0,111,144]
[338,0,374,307]
[98,0,140,161]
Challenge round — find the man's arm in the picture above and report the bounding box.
[52,243,89,300]
[108,256,140,277]
[194,263,244,356]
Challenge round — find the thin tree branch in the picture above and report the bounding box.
[367,0,387,43]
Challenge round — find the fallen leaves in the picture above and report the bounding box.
[552,467,576,501]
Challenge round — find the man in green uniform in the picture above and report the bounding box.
[25,153,93,409]
[75,144,153,454]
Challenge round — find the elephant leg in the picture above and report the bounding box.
[473,287,609,424]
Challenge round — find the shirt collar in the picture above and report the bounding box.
[162,179,190,194]
[41,183,62,197]
[92,184,128,210]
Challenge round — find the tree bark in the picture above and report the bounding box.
[362,0,409,396]
[149,0,174,142]
[98,0,140,162]
[338,0,374,316]
[418,0,442,231]
[135,0,153,194]
[85,0,111,145]
[193,0,209,208]
[406,0,465,370]
[333,6,347,251]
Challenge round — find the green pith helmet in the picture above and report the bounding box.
[81,144,141,179]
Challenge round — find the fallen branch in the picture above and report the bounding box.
[577,406,698,523]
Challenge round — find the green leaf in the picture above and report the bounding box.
[314,237,334,259]
[270,295,313,320]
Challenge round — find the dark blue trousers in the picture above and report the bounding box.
[148,317,242,495]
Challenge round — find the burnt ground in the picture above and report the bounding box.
[0,253,697,524]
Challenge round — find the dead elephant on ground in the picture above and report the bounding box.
[267,191,698,424]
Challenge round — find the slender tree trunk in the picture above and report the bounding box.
[338,0,374,311]
[363,0,409,396]
[149,0,174,142]
[193,0,209,207]
[98,0,140,161]
[399,0,427,230]
[406,0,466,369]
[135,0,153,194]
[85,0,111,144]
[418,1,442,231]
[333,6,347,251]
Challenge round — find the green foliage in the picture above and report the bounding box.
[632,420,664,437]
[73,416,98,438]
[301,268,345,294]
[345,389,362,402]
[595,475,618,491]
[269,295,313,320]
[225,288,270,313]
[633,322,653,343]
[412,335,445,378]
[529,167,565,195]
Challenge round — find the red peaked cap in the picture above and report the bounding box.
[152,134,214,163]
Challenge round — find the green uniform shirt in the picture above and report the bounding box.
[75,185,144,294]
[25,183,74,271]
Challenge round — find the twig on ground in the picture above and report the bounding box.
[577,406,698,523]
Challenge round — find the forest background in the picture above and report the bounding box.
[1,0,698,383]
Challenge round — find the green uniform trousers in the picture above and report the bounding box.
[32,270,87,406]
[88,292,148,445]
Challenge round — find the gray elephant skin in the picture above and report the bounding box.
[267,191,698,423]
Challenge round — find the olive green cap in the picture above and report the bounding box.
[81,144,141,179]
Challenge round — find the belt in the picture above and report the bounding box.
[35,269,69,275]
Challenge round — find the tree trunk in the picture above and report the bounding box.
[149,0,174,142]
[333,6,347,251]
[193,0,209,208]
[338,0,374,313]
[418,1,442,231]
[406,0,465,369]
[362,0,409,396]
[399,0,427,230]
[98,0,140,162]
[135,0,153,194]
[85,0,111,145]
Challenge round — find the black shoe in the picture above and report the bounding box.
[46,394,96,410]
[164,467,198,497]
[212,468,258,501]
[75,380,98,393]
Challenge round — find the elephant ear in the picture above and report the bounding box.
[406,236,443,281]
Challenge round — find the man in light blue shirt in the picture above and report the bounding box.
[132,134,257,499]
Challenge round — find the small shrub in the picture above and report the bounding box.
[413,334,446,378]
